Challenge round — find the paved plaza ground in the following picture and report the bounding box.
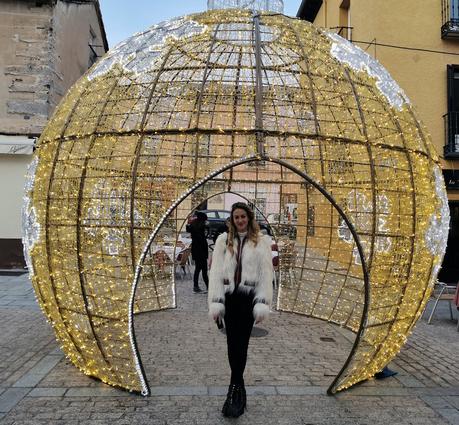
[0,272,458,424]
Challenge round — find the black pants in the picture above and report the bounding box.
[224,291,254,385]
[193,258,208,289]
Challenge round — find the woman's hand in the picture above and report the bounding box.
[209,301,225,322]
[253,302,269,324]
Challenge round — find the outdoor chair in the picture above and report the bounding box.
[423,281,458,325]
[153,249,170,272]
[174,247,191,278]
[275,240,297,288]
[279,240,296,268]
[454,284,459,331]
[272,243,279,288]
[175,240,185,250]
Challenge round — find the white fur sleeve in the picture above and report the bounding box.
[253,235,274,322]
[207,233,227,319]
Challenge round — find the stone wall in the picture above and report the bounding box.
[0,0,107,135]
[0,1,54,135]
[0,0,108,267]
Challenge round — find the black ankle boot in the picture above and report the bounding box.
[222,384,245,418]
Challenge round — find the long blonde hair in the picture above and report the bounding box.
[227,202,260,254]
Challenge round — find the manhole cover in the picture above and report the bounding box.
[251,327,269,337]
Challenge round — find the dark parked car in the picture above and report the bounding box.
[187,209,272,239]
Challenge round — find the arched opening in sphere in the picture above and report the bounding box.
[131,158,369,395]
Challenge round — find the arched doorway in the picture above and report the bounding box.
[131,157,368,395]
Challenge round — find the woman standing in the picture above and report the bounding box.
[188,211,209,293]
[208,202,273,418]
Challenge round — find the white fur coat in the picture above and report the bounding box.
[208,232,273,322]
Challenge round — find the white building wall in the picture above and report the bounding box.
[0,154,30,238]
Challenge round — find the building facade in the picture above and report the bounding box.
[297,0,459,281]
[0,0,108,268]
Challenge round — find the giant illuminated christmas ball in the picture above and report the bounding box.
[23,0,449,395]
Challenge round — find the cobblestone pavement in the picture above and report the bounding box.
[0,273,458,424]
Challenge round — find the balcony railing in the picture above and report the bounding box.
[443,112,459,157]
[329,26,353,41]
[442,0,459,38]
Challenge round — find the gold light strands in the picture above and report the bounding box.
[23,8,448,396]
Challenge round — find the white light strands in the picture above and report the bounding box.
[208,0,284,12]
[23,8,448,396]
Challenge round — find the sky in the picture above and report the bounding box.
[98,0,302,48]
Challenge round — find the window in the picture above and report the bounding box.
[442,0,459,38]
[448,65,459,111]
[281,193,297,204]
[444,65,459,157]
[248,199,266,220]
[338,0,351,40]
[452,0,459,21]
[88,27,98,67]
[219,211,231,219]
